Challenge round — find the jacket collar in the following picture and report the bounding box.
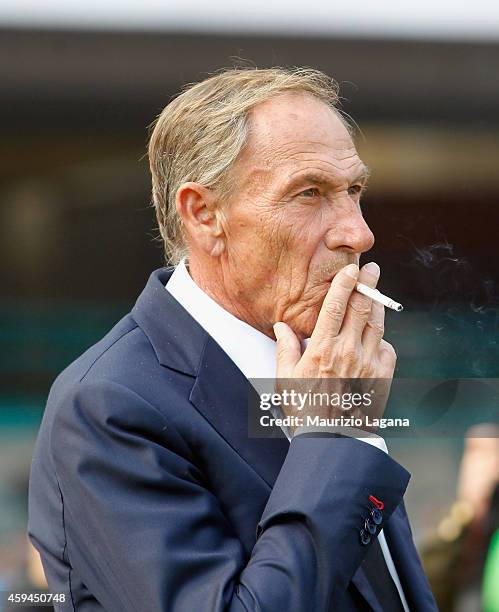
[131,267,289,488]
[132,267,208,376]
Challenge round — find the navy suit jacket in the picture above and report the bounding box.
[28,267,437,611]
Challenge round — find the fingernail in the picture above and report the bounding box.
[364,262,380,277]
[344,264,359,279]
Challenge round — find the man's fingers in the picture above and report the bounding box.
[341,262,380,338]
[378,339,397,376]
[361,299,385,361]
[308,263,359,348]
[273,322,302,378]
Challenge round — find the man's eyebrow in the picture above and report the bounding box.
[285,170,338,189]
[292,172,330,187]
[286,164,371,190]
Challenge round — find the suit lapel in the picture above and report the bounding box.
[189,335,290,488]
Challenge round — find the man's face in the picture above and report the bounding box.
[218,92,375,339]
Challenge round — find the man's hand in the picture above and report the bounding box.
[273,262,396,435]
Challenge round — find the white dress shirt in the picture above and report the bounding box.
[166,259,410,611]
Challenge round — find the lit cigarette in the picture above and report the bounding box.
[355,283,404,312]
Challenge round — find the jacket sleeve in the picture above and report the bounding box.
[48,379,410,612]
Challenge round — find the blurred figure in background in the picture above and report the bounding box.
[420,424,499,611]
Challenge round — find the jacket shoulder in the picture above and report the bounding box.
[42,310,194,442]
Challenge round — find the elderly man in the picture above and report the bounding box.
[29,68,437,611]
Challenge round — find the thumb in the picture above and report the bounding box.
[273,322,302,378]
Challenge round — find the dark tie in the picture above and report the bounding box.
[361,537,405,611]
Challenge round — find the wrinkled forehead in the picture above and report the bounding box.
[239,93,361,179]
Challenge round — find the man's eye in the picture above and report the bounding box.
[299,187,320,198]
[348,184,364,197]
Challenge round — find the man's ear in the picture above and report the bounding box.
[175,182,226,257]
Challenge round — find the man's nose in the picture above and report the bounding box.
[323,202,375,254]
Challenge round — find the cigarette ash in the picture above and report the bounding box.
[406,239,499,377]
